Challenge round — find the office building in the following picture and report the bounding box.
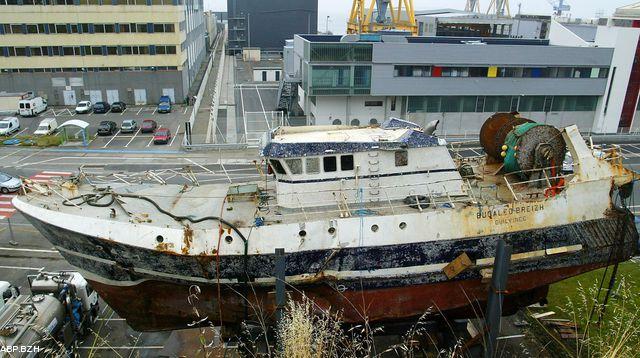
[227,0,317,53]
[550,2,640,133]
[0,0,207,105]
[288,33,613,134]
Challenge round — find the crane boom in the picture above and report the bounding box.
[347,0,418,35]
[465,0,481,13]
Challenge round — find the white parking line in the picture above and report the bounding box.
[152,107,157,115]
[137,107,144,115]
[0,265,45,271]
[0,247,59,254]
[14,148,45,165]
[11,128,29,137]
[121,108,127,116]
[124,128,141,148]
[102,129,121,148]
[146,137,154,147]
[104,109,112,116]
[183,106,189,115]
[0,148,24,160]
[169,125,180,146]
[87,111,93,117]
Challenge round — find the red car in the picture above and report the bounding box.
[141,119,158,133]
[153,127,172,145]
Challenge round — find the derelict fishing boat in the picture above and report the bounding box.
[13,113,639,332]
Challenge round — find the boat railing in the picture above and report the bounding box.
[502,166,575,202]
[260,178,476,218]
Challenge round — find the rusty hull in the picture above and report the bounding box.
[88,262,604,333]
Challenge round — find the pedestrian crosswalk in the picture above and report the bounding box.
[28,171,73,184]
[0,194,16,220]
[0,171,73,220]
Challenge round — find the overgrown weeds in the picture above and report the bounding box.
[530,274,640,358]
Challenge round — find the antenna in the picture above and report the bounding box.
[486,0,511,17]
[465,0,481,13]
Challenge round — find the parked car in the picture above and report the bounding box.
[141,119,158,133]
[157,96,172,113]
[121,119,138,134]
[0,117,20,136]
[75,101,92,114]
[0,172,20,194]
[93,102,111,114]
[33,118,58,136]
[97,121,117,136]
[153,127,171,144]
[110,101,127,113]
[18,97,47,117]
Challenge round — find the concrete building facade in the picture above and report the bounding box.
[0,0,207,105]
[291,34,613,134]
[227,0,317,53]
[549,2,640,133]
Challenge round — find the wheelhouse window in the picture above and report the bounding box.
[269,159,286,175]
[323,156,337,172]
[395,150,408,167]
[284,159,303,175]
[340,155,354,171]
[305,158,320,174]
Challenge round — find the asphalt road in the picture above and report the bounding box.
[0,140,639,356]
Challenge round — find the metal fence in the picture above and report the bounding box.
[243,110,288,146]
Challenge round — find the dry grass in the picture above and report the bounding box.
[533,274,640,358]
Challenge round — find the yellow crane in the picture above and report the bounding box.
[347,0,418,35]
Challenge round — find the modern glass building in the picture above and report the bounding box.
[290,34,615,134]
[0,0,207,105]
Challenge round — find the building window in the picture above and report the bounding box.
[395,65,413,77]
[364,101,383,107]
[395,151,408,167]
[55,24,68,34]
[323,156,337,172]
[340,155,354,171]
[275,71,280,81]
[262,71,267,81]
[305,158,320,174]
[285,159,303,175]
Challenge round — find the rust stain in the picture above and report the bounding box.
[155,242,175,253]
[182,225,194,255]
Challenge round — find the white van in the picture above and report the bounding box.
[34,118,58,136]
[18,97,47,117]
[0,117,20,136]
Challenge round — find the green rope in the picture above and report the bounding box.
[503,122,545,175]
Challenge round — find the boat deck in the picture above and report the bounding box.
[15,157,573,230]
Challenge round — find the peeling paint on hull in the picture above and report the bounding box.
[21,210,638,331]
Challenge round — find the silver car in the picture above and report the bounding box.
[0,172,21,193]
[121,120,138,134]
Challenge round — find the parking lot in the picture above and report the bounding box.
[5,104,192,150]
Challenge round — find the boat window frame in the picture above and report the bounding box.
[284,158,303,175]
[323,156,338,173]
[269,159,287,175]
[395,150,408,167]
[340,155,354,171]
[305,157,320,174]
